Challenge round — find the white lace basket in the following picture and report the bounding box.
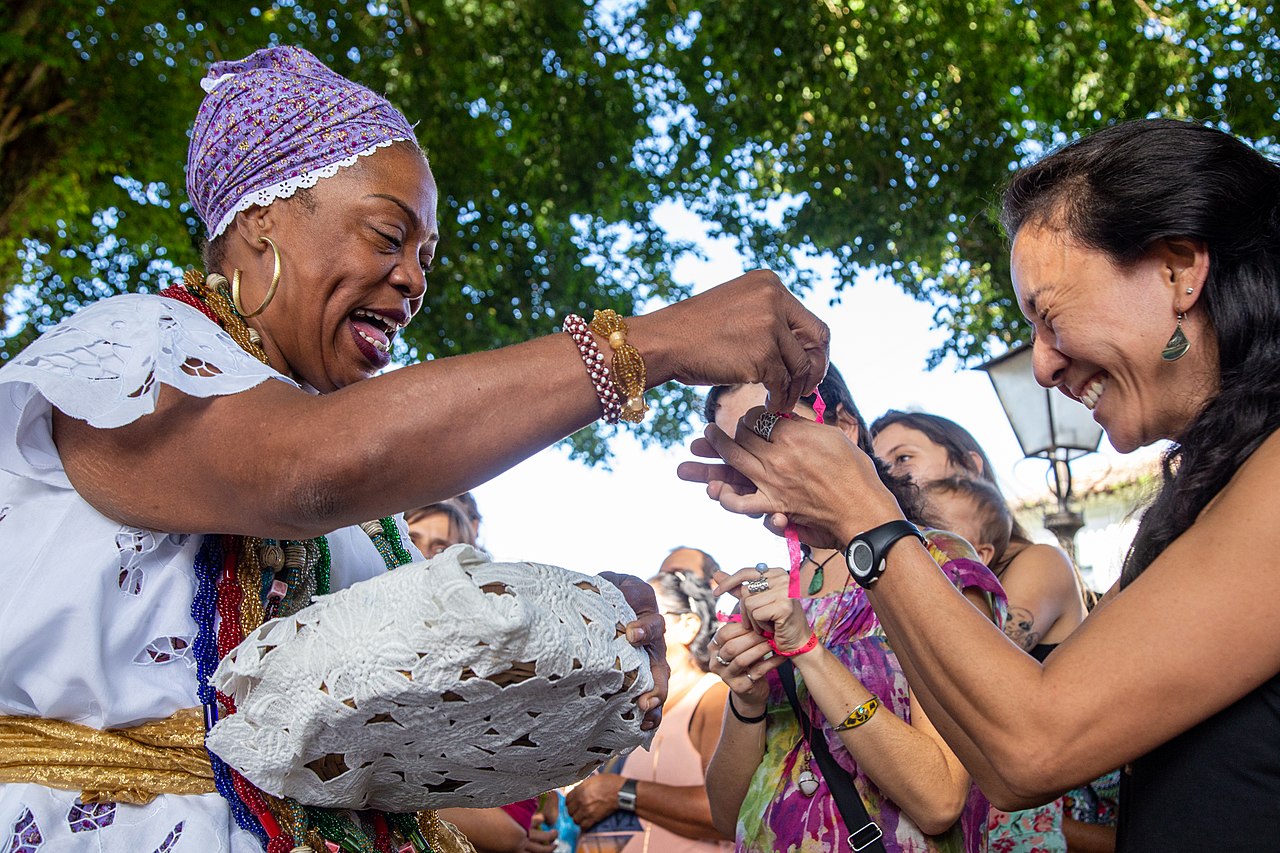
[206,545,653,811]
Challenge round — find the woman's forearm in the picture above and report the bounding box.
[704,701,766,838]
[59,270,829,538]
[632,781,727,840]
[860,542,1068,796]
[793,645,971,834]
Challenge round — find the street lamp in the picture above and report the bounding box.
[977,343,1104,562]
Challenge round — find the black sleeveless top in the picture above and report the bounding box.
[1117,670,1280,850]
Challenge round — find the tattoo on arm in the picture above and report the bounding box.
[1004,606,1041,651]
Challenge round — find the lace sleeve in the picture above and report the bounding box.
[0,293,294,485]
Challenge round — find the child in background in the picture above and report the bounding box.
[920,476,1013,570]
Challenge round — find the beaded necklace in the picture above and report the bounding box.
[163,272,436,853]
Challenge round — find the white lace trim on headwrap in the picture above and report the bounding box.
[209,137,410,239]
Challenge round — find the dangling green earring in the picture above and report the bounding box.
[1162,311,1190,362]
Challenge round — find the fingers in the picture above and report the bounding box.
[765,321,814,413]
[709,629,783,693]
[637,644,670,731]
[789,297,831,399]
[702,423,768,485]
[597,571,669,731]
[712,565,777,598]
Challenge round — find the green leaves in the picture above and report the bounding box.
[2,0,1276,463]
[632,0,1279,364]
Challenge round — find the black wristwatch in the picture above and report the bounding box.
[844,520,924,588]
[617,778,638,811]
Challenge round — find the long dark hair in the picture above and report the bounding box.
[869,409,1032,545]
[704,364,926,524]
[651,571,718,671]
[1001,118,1280,587]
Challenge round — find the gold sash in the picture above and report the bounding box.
[0,708,477,852]
[0,707,215,804]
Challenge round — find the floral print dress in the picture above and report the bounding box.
[735,531,1007,853]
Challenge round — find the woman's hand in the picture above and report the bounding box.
[678,405,903,549]
[719,566,814,653]
[564,773,625,831]
[708,619,785,709]
[517,821,558,853]
[599,571,669,731]
[631,271,830,413]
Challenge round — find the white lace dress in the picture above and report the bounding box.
[0,293,417,852]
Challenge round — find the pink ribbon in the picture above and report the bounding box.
[784,390,824,596]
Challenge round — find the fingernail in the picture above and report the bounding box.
[627,626,646,644]
[644,696,661,711]
[641,720,656,731]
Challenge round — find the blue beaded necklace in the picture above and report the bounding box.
[167,279,432,853]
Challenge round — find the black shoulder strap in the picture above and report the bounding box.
[779,661,886,853]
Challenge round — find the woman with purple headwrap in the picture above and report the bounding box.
[0,47,828,853]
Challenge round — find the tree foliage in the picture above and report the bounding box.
[1,1,1276,462]
[0,0,702,460]
[634,0,1279,365]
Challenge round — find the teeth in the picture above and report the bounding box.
[355,327,391,353]
[353,308,401,333]
[1080,376,1107,410]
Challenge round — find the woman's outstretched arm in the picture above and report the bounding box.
[681,413,1280,805]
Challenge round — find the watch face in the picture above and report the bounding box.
[850,541,874,577]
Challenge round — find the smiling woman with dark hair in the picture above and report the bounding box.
[682,118,1280,852]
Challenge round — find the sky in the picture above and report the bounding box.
[468,203,1155,582]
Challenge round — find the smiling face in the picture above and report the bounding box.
[243,143,439,391]
[1011,223,1216,452]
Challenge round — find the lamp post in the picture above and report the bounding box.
[977,344,1104,563]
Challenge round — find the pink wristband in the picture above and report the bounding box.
[564,314,623,423]
[768,631,819,657]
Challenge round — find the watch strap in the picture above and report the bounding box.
[617,777,638,811]
[845,520,924,588]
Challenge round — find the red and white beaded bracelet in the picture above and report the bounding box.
[564,313,623,424]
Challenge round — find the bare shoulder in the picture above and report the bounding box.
[1000,543,1079,606]
[1004,542,1075,581]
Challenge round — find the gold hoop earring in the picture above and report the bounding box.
[1162,311,1190,362]
[232,236,282,318]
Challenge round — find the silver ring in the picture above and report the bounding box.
[745,672,757,683]
[745,578,770,594]
[715,654,731,667]
[762,650,775,661]
[751,411,781,442]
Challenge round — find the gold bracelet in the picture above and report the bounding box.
[833,696,879,731]
[589,308,649,423]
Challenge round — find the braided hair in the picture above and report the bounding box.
[651,571,719,671]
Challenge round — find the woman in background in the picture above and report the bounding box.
[568,571,731,853]
[703,367,1004,852]
[871,411,1088,658]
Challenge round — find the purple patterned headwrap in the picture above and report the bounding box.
[187,46,418,238]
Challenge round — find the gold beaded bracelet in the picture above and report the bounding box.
[588,308,649,423]
[833,696,879,731]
